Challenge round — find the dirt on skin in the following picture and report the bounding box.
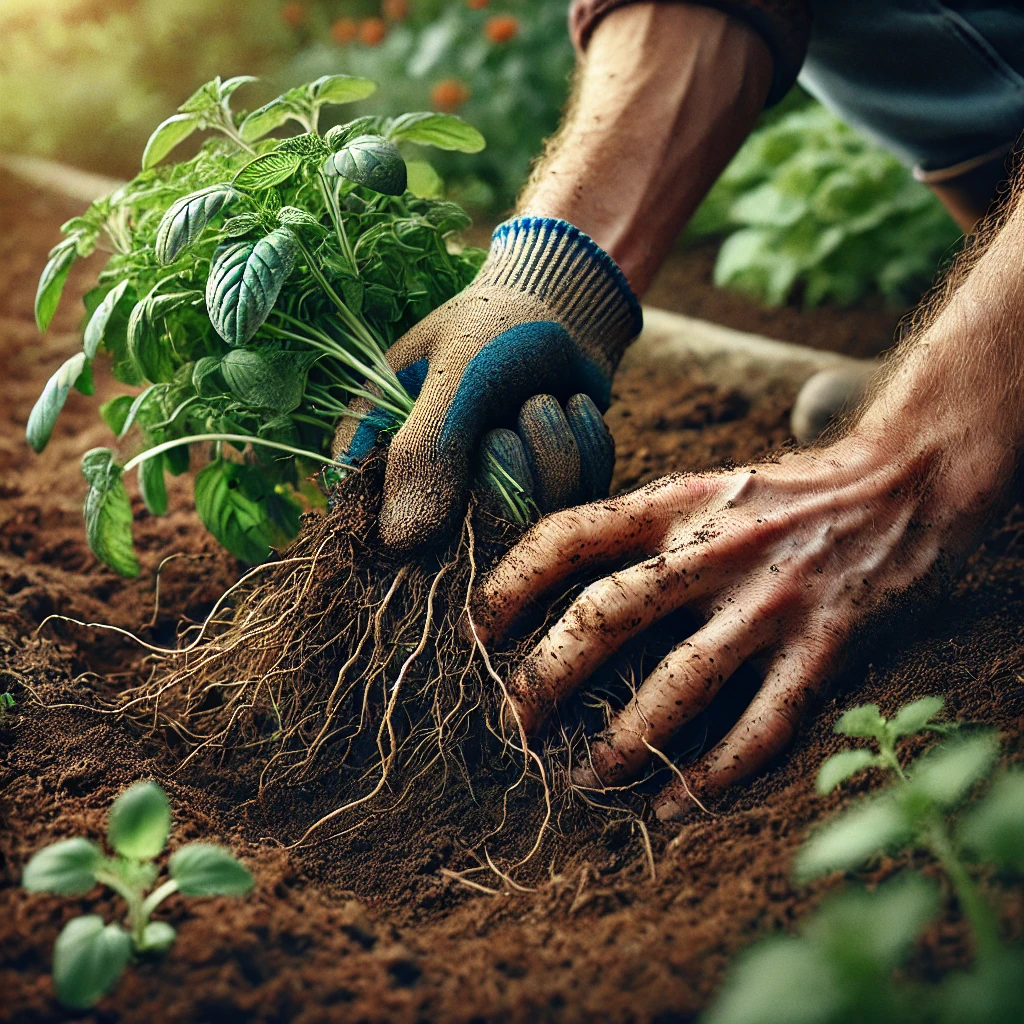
[1,168,1022,1023]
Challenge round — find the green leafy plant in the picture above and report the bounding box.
[22,781,253,1010]
[690,104,962,307]
[0,690,15,723]
[28,73,529,577]
[704,697,1024,1024]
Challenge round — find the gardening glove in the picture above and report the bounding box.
[332,216,643,552]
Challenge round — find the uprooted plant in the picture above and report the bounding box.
[22,781,253,1010]
[28,73,532,578]
[704,697,1024,1024]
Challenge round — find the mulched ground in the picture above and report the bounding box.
[1,169,1021,1023]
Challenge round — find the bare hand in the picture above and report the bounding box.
[471,432,997,819]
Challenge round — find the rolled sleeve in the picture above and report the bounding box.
[568,0,812,105]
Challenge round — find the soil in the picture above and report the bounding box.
[1,167,1022,1024]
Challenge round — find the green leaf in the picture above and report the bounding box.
[324,135,407,196]
[22,837,103,895]
[232,152,303,192]
[74,358,94,397]
[274,133,329,159]
[99,395,134,436]
[277,206,323,229]
[909,732,1000,809]
[220,348,314,413]
[35,239,77,331]
[240,98,300,142]
[138,453,168,517]
[815,748,880,795]
[155,186,236,264]
[219,75,258,100]
[834,704,887,740]
[119,384,158,437]
[794,797,912,882]
[192,357,222,396]
[178,78,221,114]
[406,160,444,199]
[83,280,129,358]
[142,113,199,170]
[193,460,276,564]
[205,229,298,346]
[387,112,486,153]
[53,916,132,1010]
[107,781,171,860]
[26,352,87,452]
[324,116,386,151]
[888,695,945,737]
[138,921,176,954]
[81,448,139,577]
[309,74,377,107]
[223,212,262,238]
[957,769,1024,869]
[168,843,254,896]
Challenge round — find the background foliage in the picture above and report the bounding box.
[1,0,960,309]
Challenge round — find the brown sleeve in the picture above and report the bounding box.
[568,0,811,105]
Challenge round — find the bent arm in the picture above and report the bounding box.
[518,3,774,294]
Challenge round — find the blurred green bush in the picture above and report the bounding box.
[1,0,960,308]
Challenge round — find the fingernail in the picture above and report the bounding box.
[655,799,682,822]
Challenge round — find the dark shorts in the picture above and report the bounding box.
[801,1,1024,179]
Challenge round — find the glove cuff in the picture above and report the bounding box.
[478,216,643,364]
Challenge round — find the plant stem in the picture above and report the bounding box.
[139,878,179,921]
[123,434,347,473]
[316,170,358,275]
[95,869,146,946]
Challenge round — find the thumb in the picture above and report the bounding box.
[380,320,577,552]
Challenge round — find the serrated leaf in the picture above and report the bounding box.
[221,348,314,412]
[206,229,298,346]
[99,395,134,436]
[53,916,132,1010]
[909,732,1000,808]
[142,113,199,169]
[22,837,103,895]
[274,133,329,159]
[277,206,322,229]
[889,696,945,737]
[223,212,262,237]
[35,238,78,331]
[81,448,139,577]
[387,112,485,153]
[169,843,254,896]
[957,768,1024,869]
[324,135,407,195]
[155,186,236,264]
[310,74,377,107]
[232,151,303,192]
[178,77,221,114]
[834,703,887,740]
[26,352,87,452]
[107,781,171,860]
[83,280,129,358]
[815,748,880,795]
[138,453,168,516]
[194,460,276,564]
[794,797,912,882]
[240,97,301,142]
[324,116,386,151]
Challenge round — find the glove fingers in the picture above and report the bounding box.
[517,395,581,514]
[477,428,534,515]
[565,393,615,502]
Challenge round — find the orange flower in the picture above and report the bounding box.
[358,17,387,45]
[430,79,471,113]
[466,0,489,8]
[382,0,409,21]
[484,14,519,44]
[331,17,357,44]
[280,2,304,28]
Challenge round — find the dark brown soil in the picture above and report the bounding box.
[1,168,1021,1024]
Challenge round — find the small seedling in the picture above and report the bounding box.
[0,691,14,722]
[704,696,1024,1024]
[23,780,253,1010]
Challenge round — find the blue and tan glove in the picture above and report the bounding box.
[332,216,643,551]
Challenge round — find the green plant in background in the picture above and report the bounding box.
[690,104,962,307]
[22,781,253,1010]
[27,74,533,577]
[703,697,1024,1024]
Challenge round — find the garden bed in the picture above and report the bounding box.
[1,168,1021,1023]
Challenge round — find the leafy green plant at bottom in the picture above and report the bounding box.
[703,697,1024,1024]
[22,780,253,1010]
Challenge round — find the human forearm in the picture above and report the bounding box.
[517,3,773,295]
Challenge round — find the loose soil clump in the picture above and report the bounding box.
[2,169,1022,1023]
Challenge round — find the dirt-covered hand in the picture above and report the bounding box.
[470,430,1004,818]
[332,217,642,552]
